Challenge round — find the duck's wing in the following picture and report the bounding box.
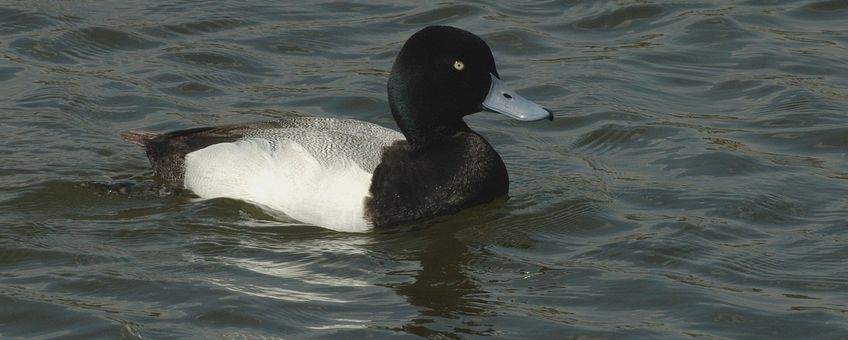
[240,118,404,172]
[122,117,404,185]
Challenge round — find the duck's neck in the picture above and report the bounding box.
[399,123,473,147]
[390,104,473,147]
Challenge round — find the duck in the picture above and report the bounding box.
[121,25,553,232]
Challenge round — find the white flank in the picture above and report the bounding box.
[183,138,373,232]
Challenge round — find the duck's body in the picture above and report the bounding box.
[124,117,403,232]
[122,26,552,232]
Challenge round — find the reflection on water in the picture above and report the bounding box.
[392,223,490,336]
[2,0,848,338]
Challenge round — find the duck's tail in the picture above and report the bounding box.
[120,130,159,146]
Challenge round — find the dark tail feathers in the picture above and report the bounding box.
[120,130,159,146]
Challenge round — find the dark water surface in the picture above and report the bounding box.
[2,1,847,338]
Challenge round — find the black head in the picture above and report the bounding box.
[387,26,499,143]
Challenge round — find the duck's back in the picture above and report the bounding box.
[123,117,402,183]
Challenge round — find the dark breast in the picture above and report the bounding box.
[364,132,508,227]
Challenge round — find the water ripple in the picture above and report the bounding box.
[395,4,481,26]
[575,4,665,30]
[0,7,57,34]
[11,26,161,64]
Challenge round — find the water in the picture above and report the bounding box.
[2,1,847,338]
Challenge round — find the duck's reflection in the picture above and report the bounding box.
[210,203,503,336]
[382,208,503,337]
[394,225,484,316]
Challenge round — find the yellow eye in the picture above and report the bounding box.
[453,60,465,71]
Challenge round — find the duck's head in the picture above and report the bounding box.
[387,25,552,143]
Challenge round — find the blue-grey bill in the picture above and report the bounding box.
[481,74,553,121]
